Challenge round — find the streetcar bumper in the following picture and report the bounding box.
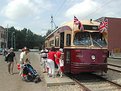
[70,63,108,74]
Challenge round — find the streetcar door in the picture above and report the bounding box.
[60,32,64,48]
[64,49,71,73]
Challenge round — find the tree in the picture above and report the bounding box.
[6,27,45,49]
[46,29,52,36]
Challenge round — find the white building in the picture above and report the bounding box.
[0,26,7,49]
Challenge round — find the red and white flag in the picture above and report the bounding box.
[74,16,84,31]
[98,19,108,33]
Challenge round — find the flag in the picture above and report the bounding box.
[74,16,84,31]
[74,16,80,25]
[98,19,108,33]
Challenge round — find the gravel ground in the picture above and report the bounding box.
[107,57,121,84]
[47,84,81,91]
[101,69,121,85]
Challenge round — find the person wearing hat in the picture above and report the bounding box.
[5,48,16,75]
[40,47,48,73]
[54,48,63,76]
[23,48,30,64]
[19,48,26,75]
[59,49,64,77]
[19,47,30,75]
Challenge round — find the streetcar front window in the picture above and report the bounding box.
[73,32,107,47]
[74,32,91,46]
[91,32,107,47]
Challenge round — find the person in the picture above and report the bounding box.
[5,48,16,75]
[47,47,56,77]
[40,48,48,73]
[19,48,26,75]
[23,47,30,64]
[19,47,30,76]
[54,48,63,75]
[59,49,64,78]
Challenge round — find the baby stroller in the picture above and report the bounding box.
[22,64,41,83]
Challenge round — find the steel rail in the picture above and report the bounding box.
[108,68,121,73]
[66,74,91,91]
[108,63,121,68]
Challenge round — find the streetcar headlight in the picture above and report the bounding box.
[91,55,96,60]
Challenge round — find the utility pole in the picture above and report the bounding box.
[51,15,53,31]
[11,32,15,48]
[6,24,8,49]
[51,15,57,32]
[11,33,13,48]
[14,33,16,49]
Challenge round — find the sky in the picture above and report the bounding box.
[0,0,121,36]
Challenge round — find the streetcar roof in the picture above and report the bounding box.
[45,20,100,39]
[62,20,100,26]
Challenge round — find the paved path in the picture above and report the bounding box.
[0,52,47,91]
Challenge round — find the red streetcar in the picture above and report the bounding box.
[45,20,108,74]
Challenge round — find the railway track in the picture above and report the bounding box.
[67,73,121,91]
[108,63,121,73]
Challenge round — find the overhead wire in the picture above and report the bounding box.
[54,0,68,17]
[51,0,68,29]
[81,0,114,19]
[45,0,116,32]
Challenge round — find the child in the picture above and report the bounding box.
[59,52,64,78]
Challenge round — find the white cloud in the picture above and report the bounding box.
[1,0,51,20]
[65,0,121,20]
[65,0,99,19]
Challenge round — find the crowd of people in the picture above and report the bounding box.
[3,46,64,79]
[40,46,64,78]
[4,47,30,75]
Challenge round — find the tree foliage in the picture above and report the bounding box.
[6,26,45,50]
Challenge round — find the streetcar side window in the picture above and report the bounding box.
[66,34,71,46]
[55,37,59,47]
[66,50,71,63]
[49,40,54,47]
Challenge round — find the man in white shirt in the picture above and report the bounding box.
[19,47,30,75]
[40,48,48,73]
